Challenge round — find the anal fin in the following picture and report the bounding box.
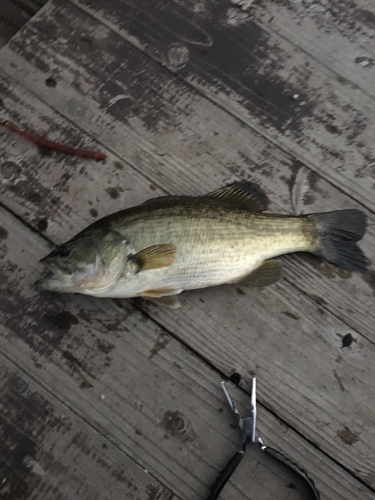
[236,259,282,287]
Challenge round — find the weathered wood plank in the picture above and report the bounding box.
[0,71,163,240]
[70,0,375,210]
[183,0,375,98]
[9,0,47,16]
[256,0,375,94]
[0,358,178,500]
[2,206,369,500]
[0,0,30,48]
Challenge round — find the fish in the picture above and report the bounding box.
[35,182,367,308]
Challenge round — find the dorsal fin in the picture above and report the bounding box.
[139,182,268,212]
[205,182,268,212]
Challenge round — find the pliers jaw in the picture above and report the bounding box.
[221,378,261,450]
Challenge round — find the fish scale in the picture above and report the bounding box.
[121,215,306,290]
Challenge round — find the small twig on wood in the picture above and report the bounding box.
[0,120,107,161]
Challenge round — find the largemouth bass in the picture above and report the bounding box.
[35,183,367,308]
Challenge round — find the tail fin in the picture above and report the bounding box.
[309,209,367,273]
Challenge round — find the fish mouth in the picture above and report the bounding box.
[34,273,69,292]
[34,258,116,294]
[34,261,75,292]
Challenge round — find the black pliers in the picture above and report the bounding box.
[206,378,320,500]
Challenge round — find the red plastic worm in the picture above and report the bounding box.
[0,120,107,161]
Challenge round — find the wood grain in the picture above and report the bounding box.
[252,0,375,97]
[70,0,375,210]
[0,0,31,48]
[10,0,47,16]
[1,0,375,498]
[0,358,178,500]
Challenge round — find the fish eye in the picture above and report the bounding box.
[57,244,72,258]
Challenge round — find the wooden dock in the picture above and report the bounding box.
[1,1,375,499]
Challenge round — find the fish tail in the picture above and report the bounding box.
[308,209,367,272]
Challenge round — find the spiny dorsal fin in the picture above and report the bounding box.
[130,244,176,271]
[235,259,282,287]
[205,182,268,212]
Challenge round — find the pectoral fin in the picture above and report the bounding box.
[236,259,282,287]
[130,244,176,271]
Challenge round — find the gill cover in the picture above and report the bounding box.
[37,229,128,292]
